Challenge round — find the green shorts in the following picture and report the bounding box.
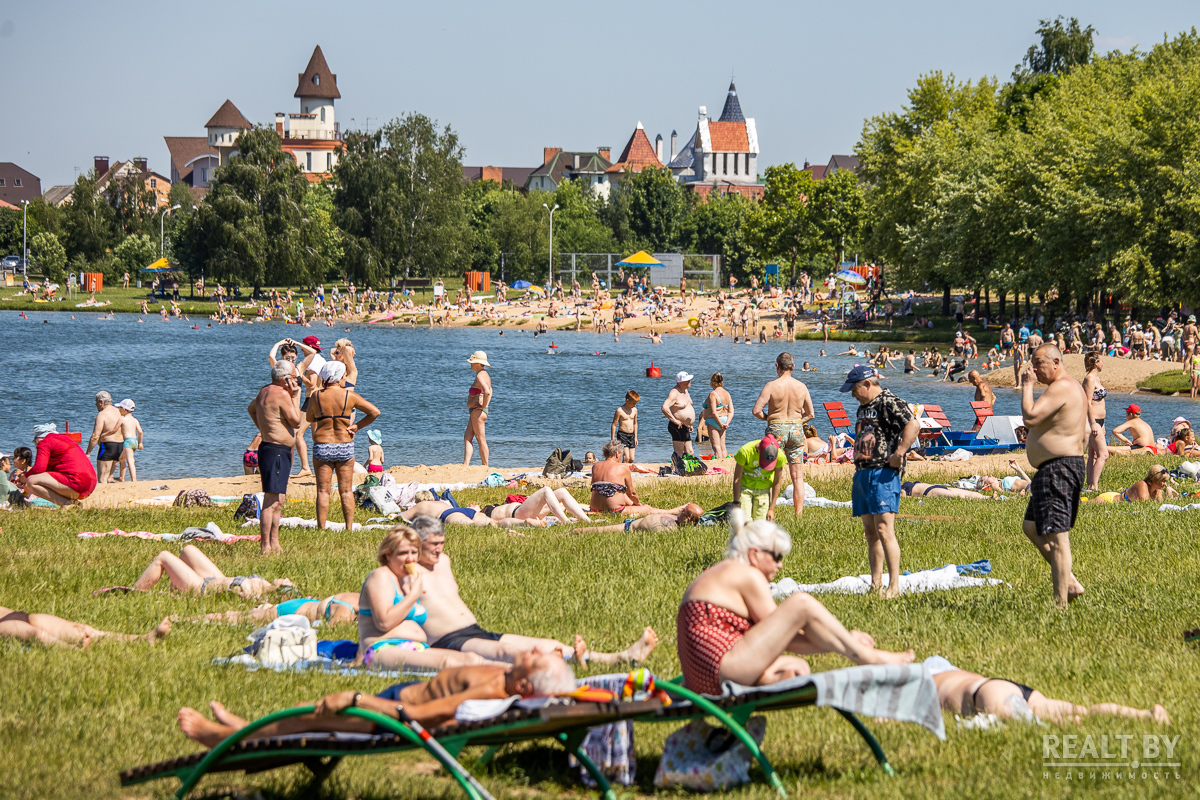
[739,486,772,521]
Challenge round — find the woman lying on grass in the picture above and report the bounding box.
[1089,464,1180,503]
[401,487,593,527]
[176,593,360,626]
[676,510,914,695]
[0,606,170,647]
[124,545,295,598]
[925,656,1169,725]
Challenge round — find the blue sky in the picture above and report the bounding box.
[2,1,1194,188]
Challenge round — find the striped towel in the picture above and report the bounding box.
[720,664,945,740]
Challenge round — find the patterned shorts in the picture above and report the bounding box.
[765,419,805,464]
[1024,456,1084,535]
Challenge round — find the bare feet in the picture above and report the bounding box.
[1067,576,1085,603]
[1152,704,1171,725]
[861,648,916,666]
[147,617,172,645]
[883,584,901,600]
[622,627,659,663]
[573,635,588,664]
[850,630,876,649]
[209,701,249,729]
[178,707,234,748]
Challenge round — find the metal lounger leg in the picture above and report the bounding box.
[835,709,894,776]
[302,756,343,789]
[474,745,501,768]
[557,733,616,800]
[659,683,787,798]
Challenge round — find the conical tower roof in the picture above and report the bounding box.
[295,45,340,99]
[205,99,252,129]
[718,82,744,122]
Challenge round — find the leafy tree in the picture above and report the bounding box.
[106,172,157,238]
[60,173,116,262]
[678,191,758,281]
[300,183,343,282]
[113,233,158,279]
[1002,16,1095,130]
[28,231,66,281]
[550,178,617,257]
[619,167,687,251]
[743,164,822,283]
[811,169,866,268]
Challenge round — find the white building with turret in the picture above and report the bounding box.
[668,82,762,199]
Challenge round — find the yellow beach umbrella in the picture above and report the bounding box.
[616,251,664,267]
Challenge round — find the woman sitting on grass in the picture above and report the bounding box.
[127,545,294,598]
[0,606,170,647]
[676,510,914,695]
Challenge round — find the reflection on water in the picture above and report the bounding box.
[4,312,1195,479]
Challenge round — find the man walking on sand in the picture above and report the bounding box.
[752,352,815,515]
[86,391,124,484]
[842,365,918,599]
[1020,344,1088,608]
[249,361,303,555]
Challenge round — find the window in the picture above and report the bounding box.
[0,179,5,186]
[733,154,738,176]
[201,168,208,183]
[313,74,320,86]
[723,153,728,174]
[326,152,332,170]
[745,153,750,174]
[306,152,312,172]
[320,107,325,123]
[150,178,157,189]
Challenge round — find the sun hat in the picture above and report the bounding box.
[839,364,879,392]
[467,350,491,367]
[1126,404,1141,415]
[118,399,135,411]
[32,423,57,440]
[302,335,322,351]
[1172,416,1190,425]
[1190,316,1197,323]
[759,434,780,470]
[676,371,694,383]
[367,429,383,445]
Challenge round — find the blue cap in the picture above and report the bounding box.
[839,364,879,392]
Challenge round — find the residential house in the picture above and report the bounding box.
[0,162,42,206]
[45,157,171,208]
[674,82,762,200]
[605,123,663,187]
[276,45,342,180]
[462,165,536,190]
[163,97,251,195]
[801,159,828,180]
[524,147,613,197]
[825,154,859,177]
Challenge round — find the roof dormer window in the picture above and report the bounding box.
[313,74,320,86]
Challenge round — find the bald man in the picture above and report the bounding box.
[1020,345,1088,608]
[968,370,995,410]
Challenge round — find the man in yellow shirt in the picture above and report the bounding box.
[731,434,787,521]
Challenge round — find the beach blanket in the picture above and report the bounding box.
[776,482,852,509]
[239,516,392,532]
[212,654,437,679]
[772,562,1006,597]
[1158,503,1200,512]
[78,525,261,543]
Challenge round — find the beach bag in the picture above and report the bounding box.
[233,494,261,522]
[672,452,708,477]
[174,489,213,508]
[367,486,402,516]
[697,502,740,527]
[653,716,767,791]
[251,616,317,666]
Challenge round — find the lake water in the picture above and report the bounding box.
[5,312,1196,479]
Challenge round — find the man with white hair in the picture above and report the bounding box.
[248,361,303,555]
[841,365,918,599]
[662,371,696,456]
[86,391,123,484]
[25,424,98,506]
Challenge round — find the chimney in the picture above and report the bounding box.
[481,166,503,183]
[275,113,285,138]
[94,156,109,176]
[598,147,610,162]
[573,153,580,169]
[543,147,562,166]
[803,159,810,169]
[655,134,663,163]
[671,130,678,161]
[134,157,148,172]
[698,105,707,120]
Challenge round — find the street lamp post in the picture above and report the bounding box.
[21,199,29,273]
[542,203,559,284]
[160,204,182,256]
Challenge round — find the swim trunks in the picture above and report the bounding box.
[668,421,692,442]
[258,442,293,495]
[428,623,503,651]
[123,437,137,450]
[1024,456,1084,536]
[624,518,635,532]
[367,464,383,473]
[765,419,805,464]
[616,430,636,448]
[97,442,122,462]
[313,441,355,464]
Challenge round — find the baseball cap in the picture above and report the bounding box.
[839,364,879,392]
[1126,404,1141,415]
[118,399,135,411]
[759,434,780,470]
[676,371,694,383]
[302,335,322,351]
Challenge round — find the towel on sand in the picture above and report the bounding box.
[772,562,1006,597]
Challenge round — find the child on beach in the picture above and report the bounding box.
[367,430,385,474]
[116,399,143,483]
[611,391,640,463]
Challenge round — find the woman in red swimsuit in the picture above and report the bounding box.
[676,511,915,695]
[25,424,98,506]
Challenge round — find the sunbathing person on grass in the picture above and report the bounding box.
[676,510,914,695]
[573,503,703,533]
[1089,464,1180,504]
[178,649,577,746]
[402,487,591,527]
[0,606,170,647]
[925,655,1169,725]
[409,515,658,665]
[175,593,360,626]
[125,545,294,599]
[590,440,692,516]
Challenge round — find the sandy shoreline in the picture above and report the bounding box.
[981,354,1179,394]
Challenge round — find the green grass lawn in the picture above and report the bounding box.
[1138,369,1191,395]
[1,457,1197,799]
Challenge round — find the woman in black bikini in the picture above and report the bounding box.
[1082,353,1109,490]
[306,361,380,531]
[900,481,988,500]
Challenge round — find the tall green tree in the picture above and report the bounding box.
[743,164,822,283]
[678,191,758,281]
[617,166,687,251]
[1002,16,1096,130]
[28,231,66,281]
[60,173,117,262]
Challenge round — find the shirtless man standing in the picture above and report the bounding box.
[409,516,658,665]
[610,390,639,462]
[751,353,815,515]
[1020,344,1088,608]
[86,391,124,484]
[248,361,303,555]
[968,370,996,409]
[662,372,696,456]
[268,338,316,477]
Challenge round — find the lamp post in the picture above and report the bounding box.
[160,204,182,256]
[542,203,559,284]
[21,199,29,273]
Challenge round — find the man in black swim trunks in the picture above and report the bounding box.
[407,516,659,665]
[248,361,303,556]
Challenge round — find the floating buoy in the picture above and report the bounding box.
[549,341,558,349]
[688,317,700,329]
[192,325,199,329]
[646,361,661,378]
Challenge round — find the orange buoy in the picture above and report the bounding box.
[646,361,661,378]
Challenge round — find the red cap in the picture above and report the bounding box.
[1126,404,1141,415]
[302,336,322,351]
[759,435,780,470]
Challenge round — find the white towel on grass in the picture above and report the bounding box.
[772,564,1006,597]
[239,516,392,531]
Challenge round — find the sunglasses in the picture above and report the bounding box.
[756,548,784,563]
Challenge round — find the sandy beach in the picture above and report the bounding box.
[981,354,1178,393]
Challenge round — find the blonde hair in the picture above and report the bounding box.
[334,337,353,354]
[724,508,791,563]
[378,525,420,566]
[414,489,436,502]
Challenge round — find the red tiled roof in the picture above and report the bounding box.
[0,198,16,209]
[295,45,341,99]
[707,121,749,153]
[205,99,252,129]
[606,124,663,173]
[806,164,827,180]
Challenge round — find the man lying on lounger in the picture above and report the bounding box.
[925,655,1169,725]
[409,515,658,664]
[178,650,578,746]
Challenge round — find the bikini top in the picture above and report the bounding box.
[313,388,352,422]
[1092,387,1108,401]
[469,387,484,396]
[592,481,624,498]
[359,575,427,625]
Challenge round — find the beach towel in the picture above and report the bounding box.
[772,562,1006,597]
[239,516,391,532]
[78,526,260,544]
[1158,503,1200,512]
[776,482,852,509]
[567,671,659,787]
[212,654,437,679]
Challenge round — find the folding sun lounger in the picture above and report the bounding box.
[120,665,944,800]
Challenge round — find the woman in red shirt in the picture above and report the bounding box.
[25,424,98,506]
